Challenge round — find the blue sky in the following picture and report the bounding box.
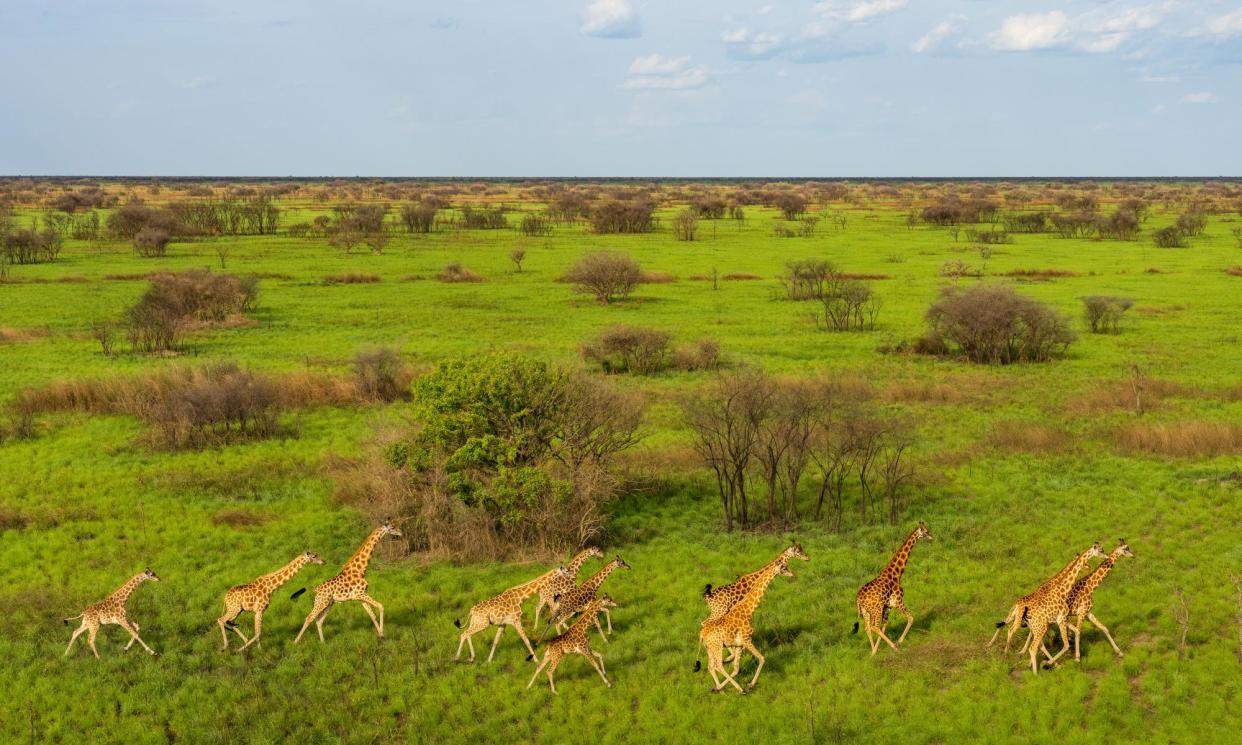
[2,0,1240,176]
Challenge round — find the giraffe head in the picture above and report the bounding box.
[1086,541,1105,560]
[141,568,160,583]
[583,546,606,560]
[914,521,933,542]
[776,558,796,578]
[301,550,326,565]
[783,540,811,563]
[613,556,631,571]
[380,518,403,539]
[1113,539,1134,559]
[554,565,573,581]
[597,594,619,610]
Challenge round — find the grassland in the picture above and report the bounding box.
[1,181,1240,744]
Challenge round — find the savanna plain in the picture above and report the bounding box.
[0,178,1240,744]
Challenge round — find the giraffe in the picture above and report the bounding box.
[217,550,325,651]
[454,564,573,663]
[1066,539,1134,661]
[526,596,619,694]
[534,546,605,628]
[987,541,1105,673]
[63,568,160,658]
[852,522,933,656]
[694,554,795,693]
[293,520,402,644]
[702,540,810,622]
[545,556,631,638]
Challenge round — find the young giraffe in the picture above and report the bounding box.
[534,546,605,628]
[454,564,573,663]
[293,520,402,644]
[546,556,631,638]
[702,541,810,622]
[852,522,933,656]
[695,555,796,694]
[217,550,325,651]
[64,568,160,658]
[1066,539,1134,661]
[988,541,1105,673]
[526,596,619,694]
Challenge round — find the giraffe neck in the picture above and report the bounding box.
[1081,555,1118,593]
[569,600,605,631]
[1052,548,1098,597]
[565,550,596,577]
[109,574,145,604]
[261,556,309,588]
[582,562,620,593]
[737,560,784,615]
[883,527,922,581]
[343,528,384,575]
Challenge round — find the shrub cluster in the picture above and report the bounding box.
[919,285,1075,364]
[562,251,643,303]
[1082,295,1133,334]
[588,199,655,234]
[124,270,258,353]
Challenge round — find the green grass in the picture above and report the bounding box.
[1,199,1240,743]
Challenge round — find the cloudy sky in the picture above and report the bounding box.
[2,0,1240,176]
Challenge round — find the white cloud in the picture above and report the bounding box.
[183,75,218,90]
[1181,91,1219,104]
[812,0,907,24]
[623,54,709,90]
[911,16,964,54]
[989,11,1070,51]
[722,28,785,59]
[1140,74,1179,83]
[1206,9,1242,38]
[581,0,641,39]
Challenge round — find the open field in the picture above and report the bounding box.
[1,179,1241,743]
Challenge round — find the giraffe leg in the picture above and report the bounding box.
[730,645,742,677]
[314,605,331,643]
[546,655,562,694]
[294,595,330,644]
[86,624,100,659]
[360,602,382,638]
[455,614,488,662]
[1088,613,1123,657]
[1027,621,1047,674]
[594,616,609,644]
[526,653,549,689]
[584,649,611,688]
[511,618,538,660]
[712,651,746,694]
[486,625,505,663]
[743,640,765,689]
[533,598,545,629]
[359,594,384,637]
[895,602,915,645]
[238,611,264,652]
[65,622,88,657]
[873,625,900,652]
[217,599,243,650]
[1045,620,1071,666]
[1073,615,1084,661]
[602,607,613,635]
[119,620,155,655]
[592,648,607,675]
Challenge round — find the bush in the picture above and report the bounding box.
[2,226,61,265]
[1152,225,1188,248]
[772,192,807,220]
[437,262,484,283]
[360,354,642,558]
[781,259,834,300]
[399,203,437,233]
[106,204,179,240]
[671,209,698,241]
[818,278,879,331]
[133,227,171,257]
[519,213,552,237]
[673,339,721,371]
[582,325,670,374]
[562,251,642,303]
[353,347,413,402]
[459,205,508,230]
[921,284,1075,364]
[1082,295,1133,334]
[323,273,381,285]
[124,270,257,353]
[589,199,655,234]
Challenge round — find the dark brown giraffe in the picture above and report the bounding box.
[703,541,810,622]
[293,520,402,644]
[217,550,324,651]
[64,569,160,658]
[1066,539,1134,661]
[853,522,933,655]
[526,596,619,694]
[695,555,796,693]
[454,565,573,663]
[988,541,1104,673]
[534,546,605,627]
[546,556,631,638]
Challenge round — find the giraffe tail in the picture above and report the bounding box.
[453,618,462,629]
[693,660,701,672]
[290,587,307,600]
[994,621,1007,628]
[852,621,859,634]
[62,614,83,625]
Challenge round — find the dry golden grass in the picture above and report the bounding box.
[436,263,484,283]
[836,272,892,280]
[721,272,762,280]
[1067,378,1212,415]
[1003,268,1077,279]
[881,375,992,405]
[211,509,273,528]
[1115,421,1242,457]
[0,327,48,344]
[986,420,1070,454]
[639,271,677,284]
[1225,266,1242,277]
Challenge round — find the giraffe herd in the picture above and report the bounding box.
[61,519,1136,692]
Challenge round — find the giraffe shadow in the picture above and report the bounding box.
[753,621,814,650]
